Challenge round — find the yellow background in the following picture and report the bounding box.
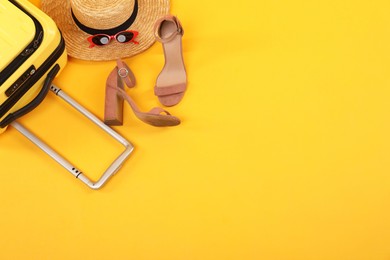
[1,0,390,259]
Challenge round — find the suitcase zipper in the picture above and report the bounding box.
[0,64,60,128]
[0,0,43,86]
[0,35,65,120]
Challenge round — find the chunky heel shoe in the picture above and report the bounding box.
[104,60,180,127]
[104,60,136,125]
[154,15,187,107]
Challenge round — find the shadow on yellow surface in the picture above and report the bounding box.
[1,0,390,259]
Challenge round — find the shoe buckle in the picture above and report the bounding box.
[118,68,129,78]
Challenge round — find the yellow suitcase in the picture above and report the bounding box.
[0,0,66,131]
[0,0,133,189]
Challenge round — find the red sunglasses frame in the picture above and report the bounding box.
[87,30,139,48]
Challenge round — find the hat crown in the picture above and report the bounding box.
[71,0,136,30]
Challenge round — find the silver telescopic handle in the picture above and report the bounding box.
[11,85,134,190]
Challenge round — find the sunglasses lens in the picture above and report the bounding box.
[115,31,135,43]
[92,35,110,45]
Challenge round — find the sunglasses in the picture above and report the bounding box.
[87,30,139,48]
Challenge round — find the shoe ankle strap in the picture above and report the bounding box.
[116,59,136,88]
[154,15,184,44]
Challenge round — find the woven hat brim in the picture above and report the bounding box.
[41,0,170,61]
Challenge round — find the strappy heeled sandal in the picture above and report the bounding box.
[154,15,187,107]
[104,60,180,127]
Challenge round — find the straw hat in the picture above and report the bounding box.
[41,0,170,61]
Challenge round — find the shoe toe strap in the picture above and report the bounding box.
[154,84,186,96]
[148,107,171,115]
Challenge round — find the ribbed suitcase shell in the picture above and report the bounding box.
[0,0,67,133]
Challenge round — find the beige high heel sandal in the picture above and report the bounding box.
[104,60,180,127]
[154,15,187,107]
